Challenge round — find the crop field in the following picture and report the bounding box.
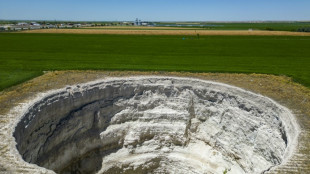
[157,22,310,31]
[0,33,310,91]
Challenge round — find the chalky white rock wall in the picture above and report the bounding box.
[12,77,299,174]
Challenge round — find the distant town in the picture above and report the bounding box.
[0,18,158,31]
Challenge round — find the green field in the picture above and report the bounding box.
[1,33,310,90]
[156,22,310,31]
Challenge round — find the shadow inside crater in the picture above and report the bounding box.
[60,146,120,174]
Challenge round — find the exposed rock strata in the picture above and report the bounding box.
[13,77,300,174]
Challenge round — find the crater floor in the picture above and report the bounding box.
[13,77,299,174]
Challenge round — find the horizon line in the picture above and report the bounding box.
[1,19,310,23]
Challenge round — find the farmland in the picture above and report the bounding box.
[156,22,310,31]
[0,33,310,90]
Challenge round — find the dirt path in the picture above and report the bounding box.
[22,28,310,36]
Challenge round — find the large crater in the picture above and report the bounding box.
[13,77,299,174]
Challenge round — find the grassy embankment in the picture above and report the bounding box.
[0,33,310,90]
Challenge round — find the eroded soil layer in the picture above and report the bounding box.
[13,77,299,174]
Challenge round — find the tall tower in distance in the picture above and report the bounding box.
[135,18,139,26]
[135,18,141,26]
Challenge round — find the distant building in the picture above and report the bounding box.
[74,24,81,27]
[17,22,28,26]
[2,25,13,30]
[122,22,133,26]
[30,22,40,26]
[134,18,153,26]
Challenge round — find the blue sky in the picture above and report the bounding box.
[0,0,309,21]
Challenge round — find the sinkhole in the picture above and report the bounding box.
[13,77,299,174]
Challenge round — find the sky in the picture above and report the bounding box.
[0,0,310,21]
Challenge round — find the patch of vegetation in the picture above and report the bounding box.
[0,33,310,90]
[297,27,310,32]
[156,22,310,31]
